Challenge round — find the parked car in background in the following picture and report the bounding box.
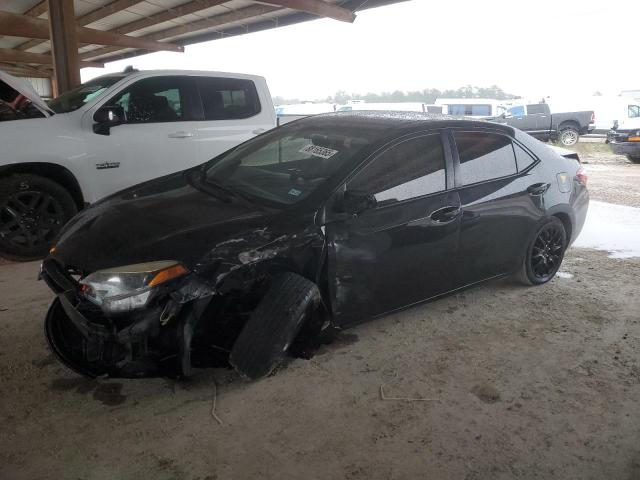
[0,69,276,260]
[490,103,595,146]
[41,112,589,380]
[607,119,640,163]
[434,98,506,118]
[275,102,336,125]
[336,102,435,113]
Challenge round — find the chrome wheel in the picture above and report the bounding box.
[560,129,579,146]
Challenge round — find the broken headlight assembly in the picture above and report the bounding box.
[79,260,188,313]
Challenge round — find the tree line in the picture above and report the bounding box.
[273,85,519,105]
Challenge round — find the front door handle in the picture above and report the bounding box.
[430,205,461,223]
[168,131,195,138]
[252,128,266,135]
[527,182,551,196]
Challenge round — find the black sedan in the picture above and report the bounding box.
[607,127,640,163]
[41,112,589,380]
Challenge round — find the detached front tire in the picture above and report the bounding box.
[230,272,322,380]
[0,174,77,261]
[516,217,567,286]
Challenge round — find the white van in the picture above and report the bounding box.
[0,68,276,259]
[543,95,640,132]
[434,98,506,118]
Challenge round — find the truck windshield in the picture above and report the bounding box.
[203,121,382,207]
[48,75,126,113]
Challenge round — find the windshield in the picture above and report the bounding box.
[48,75,126,113]
[204,121,382,206]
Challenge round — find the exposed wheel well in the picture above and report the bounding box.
[553,212,573,244]
[0,163,84,210]
[559,121,580,132]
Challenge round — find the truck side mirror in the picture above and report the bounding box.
[93,105,126,135]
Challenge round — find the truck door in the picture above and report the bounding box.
[193,76,275,164]
[86,76,199,200]
[524,104,552,140]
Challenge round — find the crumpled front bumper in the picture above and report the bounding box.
[41,259,207,378]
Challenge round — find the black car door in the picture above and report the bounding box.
[450,129,545,287]
[325,132,461,326]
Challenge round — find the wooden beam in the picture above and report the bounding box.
[48,0,81,92]
[42,0,228,55]
[16,0,50,51]
[0,62,52,78]
[257,0,355,22]
[77,0,142,26]
[0,48,103,68]
[81,4,278,61]
[23,1,48,17]
[108,0,230,35]
[17,0,143,52]
[0,11,184,52]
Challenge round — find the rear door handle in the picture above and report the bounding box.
[527,182,551,196]
[430,205,461,223]
[168,131,195,138]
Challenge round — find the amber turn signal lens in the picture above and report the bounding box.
[628,136,640,142]
[49,246,56,254]
[148,264,188,287]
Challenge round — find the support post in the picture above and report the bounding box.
[47,0,81,93]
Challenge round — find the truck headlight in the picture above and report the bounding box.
[79,260,188,313]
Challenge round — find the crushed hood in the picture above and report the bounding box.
[50,170,291,273]
[0,69,54,117]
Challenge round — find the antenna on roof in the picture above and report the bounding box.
[123,65,138,73]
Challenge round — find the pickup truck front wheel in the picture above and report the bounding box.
[627,155,640,164]
[0,174,77,261]
[559,127,580,146]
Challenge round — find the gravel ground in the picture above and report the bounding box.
[1,141,639,480]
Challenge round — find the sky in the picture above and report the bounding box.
[81,0,640,101]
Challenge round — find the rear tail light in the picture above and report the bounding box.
[576,166,588,186]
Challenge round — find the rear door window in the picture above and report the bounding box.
[453,131,517,185]
[629,105,640,118]
[526,104,547,114]
[197,77,261,120]
[348,134,446,206]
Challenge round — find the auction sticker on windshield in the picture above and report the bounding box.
[299,144,339,159]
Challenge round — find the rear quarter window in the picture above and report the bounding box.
[454,131,517,185]
[198,77,261,120]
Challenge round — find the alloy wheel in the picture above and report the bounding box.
[0,190,65,251]
[530,223,564,281]
[560,130,578,146]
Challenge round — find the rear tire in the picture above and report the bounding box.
[559,127,580,146]
[0,174,77,261]
[516,217,567,286]
[230,272,322,380]
[627,155,640,164]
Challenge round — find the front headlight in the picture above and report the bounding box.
[80,260,188,313]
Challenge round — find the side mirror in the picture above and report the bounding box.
[340,189,377,215]
[93,105,125,135]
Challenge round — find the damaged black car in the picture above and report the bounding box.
[41,112,589,380]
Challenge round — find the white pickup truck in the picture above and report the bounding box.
[0,69,276,260]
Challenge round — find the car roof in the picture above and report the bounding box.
[295,111,515,134]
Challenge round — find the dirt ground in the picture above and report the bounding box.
[1,142,640,480]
